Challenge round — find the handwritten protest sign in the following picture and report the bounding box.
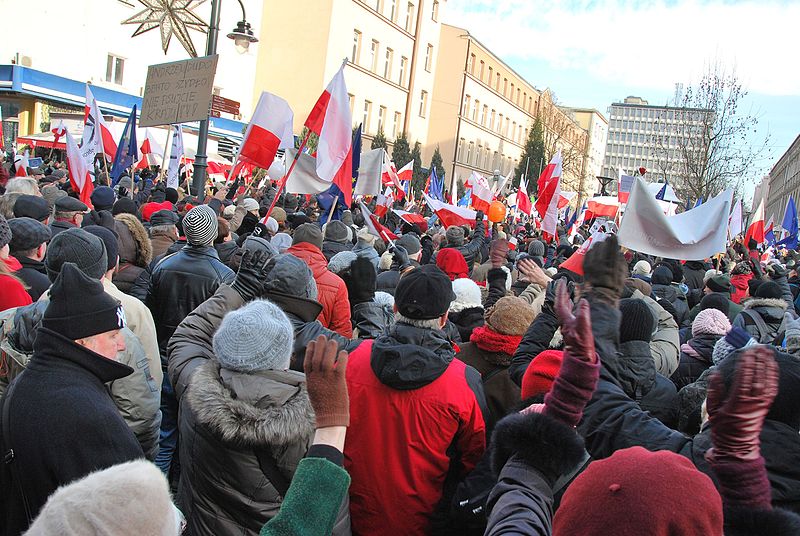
[140,55,218,127]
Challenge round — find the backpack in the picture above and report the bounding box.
[740,309,779,344]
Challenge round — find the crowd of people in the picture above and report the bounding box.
[0,160,799,535]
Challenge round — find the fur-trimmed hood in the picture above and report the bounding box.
[114,213,153,267]
[185,360,314,446]
[743,297,788,312]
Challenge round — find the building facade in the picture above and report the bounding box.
[765,135,800,227]
[565,108,608,199]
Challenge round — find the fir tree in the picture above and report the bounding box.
[371,128,387,150]
[410,141,426,195]
[391,132,412,168]
[431,145,445,181]
[515,115,545,194]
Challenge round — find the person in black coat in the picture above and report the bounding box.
[683,260,708,290]
[672,308,731,390]
[341,256,394,339]
[7,217,51,301]
[651,265,689,327]
[0,264,142,535]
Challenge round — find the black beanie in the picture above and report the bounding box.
[45,228,108,282]
[84,225,120,272]
[396,264,456,320]
[748,278,764,298]
[651,265,674,286]
[706,275,732,294]
[165,187,179,204]
[42,263,126,341]
[112,198,138,216]
[754,281,782,300]
[699,293,730,317]
[618,298,656,343]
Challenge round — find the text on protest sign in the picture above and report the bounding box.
[140,55,218,127]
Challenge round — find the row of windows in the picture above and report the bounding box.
[461,94,527,144]
[465,54,535,113]
[352,31,417,85]
[362,0,422,32]
[455,138,517,174]
[350,91,428,136]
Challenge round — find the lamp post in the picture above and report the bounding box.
[192,0,258,199]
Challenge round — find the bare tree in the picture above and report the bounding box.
[537,91,589,196]
[650,63,770,203]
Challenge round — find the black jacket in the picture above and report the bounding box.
[375,260,421,296]
[146,245,234,364]
[47,219,75,238]
[670,333,720,390]
[0,329,143,535]
[449,306,485,343]
[214,240,240,269]
[683,261,707,291]
[351,300,393,339]
[509,307,559,386]
[652,284,690,327]
[14,256,50,301]
[321,240,352,261]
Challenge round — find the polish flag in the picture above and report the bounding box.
[534,151,562,242]
[304,65,353,203]
[135,130,164,170]
[560,231,609,276]
[392,208,428,232]
[381,154,405,199]
[585,197,619,220]
[65,130,94,207]
[517,177,532,216]
[359,201,397,241]
[238,91,294,171]
[84,86,117,159]
[14,152,29,177]
[374,185,394,217]
[424,193,478,228]
[744,196,765,245]
[51,121,67,145]
[469,171,493,213]
[558,191,577,209]
[396,160,414,182]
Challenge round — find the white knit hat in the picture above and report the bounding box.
[450,278,483,313]
[632,260,652,277]
[213,299,294,372]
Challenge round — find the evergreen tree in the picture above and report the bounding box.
[456,178,466,200]
[296,126,319,153]
[391,132,412,168]
[371,128,387,150]
[431,145,445,182]
[410,141,426,195]
[514,114,545,194]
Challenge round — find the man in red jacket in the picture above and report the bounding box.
[344,264,488,534]
[287,223,352,338]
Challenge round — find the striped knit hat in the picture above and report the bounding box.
[183,205,218,246]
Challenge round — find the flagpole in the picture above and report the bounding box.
[263,130,312,222]
[327,196,339,223]
[160,128,172,185]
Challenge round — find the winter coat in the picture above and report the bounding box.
[214,240,240,269]
[177,361,314,536]
[321,240,352,261]
[48,219,75,238]
[688,293,743,324]
[730,272,752,304]
[443,219,487,276]
[14,256,49,301]
[146,245,234,365]
[112,214,153,296]
[375,260,421,296]
[683,260,707,290]
[733,298,788,343]
[0,328,143,535]
[652,283,690,327]
[287,242,352,338]
[344,324,488,535]
[449,306,485,343]
[457,341,520,427]
[670,333,721,390]
[149,230,177,260]
[351,300,393,339]
[630,289,681,377]
[509,306,560,386]
[0,258,32,312]
[351,240,379,270]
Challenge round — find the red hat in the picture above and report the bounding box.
[554,447,723,536]
[436,248,468,281]
[521,349,563,399]
[141,201,173,222]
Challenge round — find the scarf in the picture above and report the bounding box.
[470,325,522,358]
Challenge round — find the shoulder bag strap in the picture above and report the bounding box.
[253,447,291,497]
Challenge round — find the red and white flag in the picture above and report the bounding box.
[517,177,532,216]
[359,201,397,241]
[14,151,29,177]
[84,85,117,159]
[469,171,493,212]
[135,130,164,170]
[51,121,67,145]
[396,160,414,182]
[586,197,619,220]
[745,196,765,245]
[304,64,353,203]
[66,130,94,207]
[381,153,405,199]
[392,208,428,232]
[560,231,610,276]
[424,193,478,228]
[374,185,395,218]
[237,91,294,171]
[534,151,562,241]
[558,191,577,209]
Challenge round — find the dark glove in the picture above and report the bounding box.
[230,237,277,301]
[706,347,779,462]
[583,235,626,305]
[226,178,240,200]
[117,186,129,198]
[251,222,271,239]
[768,263,788,279]
[389,244,411,271]
[475,210,484,222]
[304,335,350,428]
[490,239,509,268]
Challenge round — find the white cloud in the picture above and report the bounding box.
[443,0,800,97]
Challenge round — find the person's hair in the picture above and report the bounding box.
[9,246,39,259]
[4,177,39,196]
[54,210,81,221]
[0,193,22,219]
[215,217,230,245]
[0,254,28,289]
[149,224,176,236]
[395,312,444,330]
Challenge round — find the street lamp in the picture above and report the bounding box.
[192,0,258,198]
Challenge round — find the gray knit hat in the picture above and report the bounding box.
[711,327,757,365]
[324,220,350,243]
[183,205,218,246]
[264,254,318,300]
[45,227,108,282]
[527,239,545,257]
[0,214,11,249]
[446,225,465,247]
[292,223,323,250]
[328,250,358,274]
[213,299,294,372]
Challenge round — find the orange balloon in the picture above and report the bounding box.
[487,200,506,222]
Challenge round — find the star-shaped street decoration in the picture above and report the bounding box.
[122,0,209,58]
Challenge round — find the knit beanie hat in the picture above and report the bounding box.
[436,248,469,281]
[449,278,483,313]
[272,207,287,223]
[328,250,358,275]
[618,298,655,343]
[711,326,756,365]
[292,223,324,250]
[784,313,800,354]
[703,269,721,284]
[264,254,318,300]
[24,460,178,536]
[748,278,764,297]
[632,260,651,278]
[396,233,421,255]
[357,226,377,246]
[45,228,108,282]
[754,280,782,299]
[395,264,456,320]
[264,217,279,235]
[485,296,535,336]
[270,232,292,253]
[83,226,120,272]
[650,265,673,286]
[90,185,116,211]
[446,225,465,247]
[527,239,545,257]
[553,446,723,535]
[165,187,179,204]
[213,299,294,372]
[43,263,126,341]
[183,205,218,246]
[692,309,731,338]
[0,214,11,249]
[521,349,563,399]
[706,274,732,293]
[111,197,138,217]
[324,220,350,243]
[140,201,173,222]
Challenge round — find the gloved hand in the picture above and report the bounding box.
[389,244,411,271]
[706,346,779,462]
[475,210,484,222]
[554,279,593,362]
[304,335,350,428]
[490,239,509,268]
[251,222,271,239]
[583,235,626,305]
[768,263,788,279]
[230,237,276,301]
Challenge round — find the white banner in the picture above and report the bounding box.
[166,125,184,189]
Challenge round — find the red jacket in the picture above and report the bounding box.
[730,273,752,304]
[0,257,33,312]
[287,242,352,338]
[344,330,486,535]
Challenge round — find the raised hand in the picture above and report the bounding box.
[303,335,350,428]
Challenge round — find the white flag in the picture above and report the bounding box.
[618,177,732,260]
[728,199,743,238]
[353,149,384,196]
[283,148,333,195]
[166,125,185,189]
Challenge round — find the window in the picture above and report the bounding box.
[389,0,396,20]
[393,112,402,138]
[487,66,493,85]
[516,88,521,105]
[106,54,125,85]
[503,78,508,96]
[375,0,383,12]
[405,2,415,32]
[363,100,372,132]
[399,56,408,86]
[348,93,355,115]
[370,40,379,72]
[463,94,471,116]
[431,0,439,21]
[505,117,510,136]
[477,144,482,165]
[472,100,479,121]
[497,113,503,133]
[489,109,495,130]
[424,44,433,72]
[479,60,484,80]
[468,53,476,75]
[378,105,387,132]
[512,121,517,140]
[384,47,393,78]
[352,31,362,63]
[418,90,428,117]
[495,72,501,91]
[481,105,487,125]
[467,142,474,165]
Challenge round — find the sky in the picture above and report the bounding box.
[443,0,800,200]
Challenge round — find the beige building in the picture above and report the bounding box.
[253,0,444,148]
[565,108,608,199]
[765,134,800,227]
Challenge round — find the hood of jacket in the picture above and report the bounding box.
[743,297,788,322]
[730,273,751,290]
[684,260,706,271]
[605,340,657,399]
[185,360,314,447]
[685,333,720,362]
[8,300,48,354]
[287,242,328,276]
[370,322,455,390]
[32,327,134,383]
[652,284,685,303]
[114,213,153,267]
